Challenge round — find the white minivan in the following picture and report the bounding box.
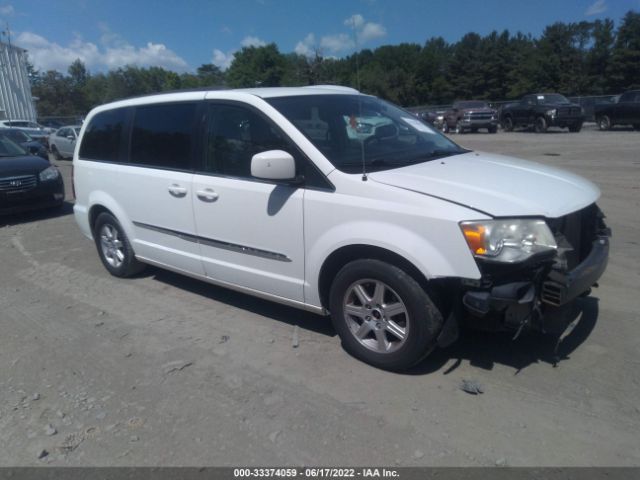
[73,86,610,370]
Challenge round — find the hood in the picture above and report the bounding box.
[0,155,51,176]
[368,151,600,218]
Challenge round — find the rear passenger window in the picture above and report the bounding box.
[79,108,127,162]
[130,103,197,170]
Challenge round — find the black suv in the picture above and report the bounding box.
[500,93,584,133]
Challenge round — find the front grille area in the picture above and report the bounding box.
[557,107,581,117]
[0,175,37,193]
[546,203,603,270]
[468,112,493,120]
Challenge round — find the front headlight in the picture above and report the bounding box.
[460,219,557,263]
[546,109,557,117]
[39,166,60,182]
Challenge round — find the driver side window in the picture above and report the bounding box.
[205,104,290,179]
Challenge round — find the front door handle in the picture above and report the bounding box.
[168,184,187,198]
[196,188,219,202]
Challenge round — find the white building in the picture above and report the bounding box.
[0,41,37,122]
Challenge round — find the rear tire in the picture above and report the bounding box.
[455,121,465,134]
[93,212,145,278]
[441,122,449,134]
[534,116,548,133]
[329,259,443,371]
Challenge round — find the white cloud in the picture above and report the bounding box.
[0,4,14,16]
[358,21,386,43]
[212,49,234,70]
[320,33,354,53]
[294,33,316,57]
[299,13,386,55]
[103,42,188,70]
[15,29,189,72]
[585,0,607,16]
[344,14,365,29]
[240,35,266,48]
[211,35,270,70]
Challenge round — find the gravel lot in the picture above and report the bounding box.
[1,124,639,466]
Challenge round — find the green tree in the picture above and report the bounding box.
[506,33,539,98]
[31,71,74,116]
[588,19,615,93]
[609,11,640,91]
[67,59,90,112]
[415,37,452,104]
[226,44,287,88]
[196,63,225,87]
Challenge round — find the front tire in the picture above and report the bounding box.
[455,121,465,134]
[329,259,443,371]
[502,116,514,132]
[534,116,548,133]
[488,126,497,133]
[569,122,582,133]
[598,115,611,131]
[441,122,449,134]
[93,212,145,278]
[51,145,62,160]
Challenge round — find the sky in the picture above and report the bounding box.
[1,0,638,74]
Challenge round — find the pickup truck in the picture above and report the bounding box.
[441,101,498,134]
[595,90,640,130]
[500,93,584,133]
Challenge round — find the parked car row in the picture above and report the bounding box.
[0,121,82,159]
[416,89,640,134]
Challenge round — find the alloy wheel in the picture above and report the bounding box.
[100,224,125,268]
[342,279,410,354]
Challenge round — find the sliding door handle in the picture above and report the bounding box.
[168,184,187,197]
[196,188,219,202]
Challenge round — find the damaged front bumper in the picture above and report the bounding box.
[457,204,611,335]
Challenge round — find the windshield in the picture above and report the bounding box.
[266,94,466,173]
[2,130,31,143]
[0,135,28,157]
[537,94,570,105]
[455,101,488,109]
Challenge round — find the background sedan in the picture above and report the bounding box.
[49,125,81,160]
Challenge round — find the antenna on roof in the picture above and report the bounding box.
[347,17,367,182]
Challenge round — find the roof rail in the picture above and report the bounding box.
[304,85,360,93]
[116,85,230,102]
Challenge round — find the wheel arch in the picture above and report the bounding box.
[318,244,433,311]
[86,191,133,240]
[89,204,114,232]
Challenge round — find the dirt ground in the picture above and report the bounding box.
[1,125,639,466]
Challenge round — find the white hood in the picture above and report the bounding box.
[369,151,600,218]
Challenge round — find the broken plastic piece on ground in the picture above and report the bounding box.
[460,379,484,395]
